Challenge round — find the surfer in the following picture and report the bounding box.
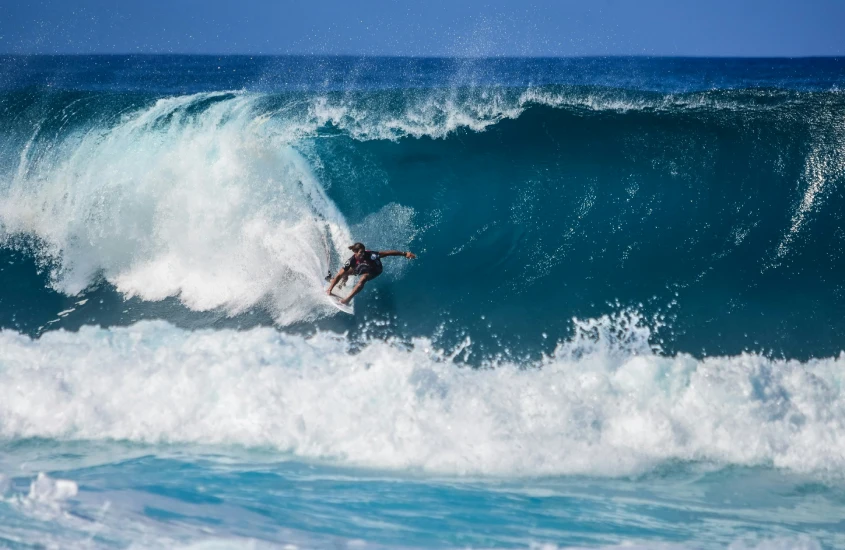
[326,242,416,305]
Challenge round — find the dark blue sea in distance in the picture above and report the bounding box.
[0,55,844,549]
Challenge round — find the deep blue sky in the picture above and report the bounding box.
[1,0,844,57]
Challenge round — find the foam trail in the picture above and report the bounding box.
[773,113,845,263]
[26,473,78,505]
[0,92,352,323]
[1,315,844,477]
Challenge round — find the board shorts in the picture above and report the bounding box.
[355,263,382,279]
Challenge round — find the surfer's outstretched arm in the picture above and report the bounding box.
[326,267,352,295]
[378,250,416,259]
[340,273,370,305]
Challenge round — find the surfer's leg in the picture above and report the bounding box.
[341,273,370,304]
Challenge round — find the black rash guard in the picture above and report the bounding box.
[344,250,383,278]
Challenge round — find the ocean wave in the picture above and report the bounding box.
[0,86,844,353]
[1,314,844,478]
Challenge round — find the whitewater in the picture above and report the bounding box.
[1,55,845,548]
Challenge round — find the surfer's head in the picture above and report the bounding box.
[349,242,366,258]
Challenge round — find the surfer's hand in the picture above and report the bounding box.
[405,251,416,259]
[326,289,333,296]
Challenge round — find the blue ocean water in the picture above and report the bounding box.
[1,55,845,549]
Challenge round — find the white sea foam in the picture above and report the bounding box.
[26,472,78,504]
[0,472,79,533]
[307,92,522,140]
[1,314,844,478]
[0,92,355,324]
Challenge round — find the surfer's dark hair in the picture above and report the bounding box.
[348,242,366,252]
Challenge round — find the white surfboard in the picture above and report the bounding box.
[326,288,354,315]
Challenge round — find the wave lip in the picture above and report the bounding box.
[1,316,844,478]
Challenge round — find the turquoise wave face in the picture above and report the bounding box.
[316,91,845,360]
